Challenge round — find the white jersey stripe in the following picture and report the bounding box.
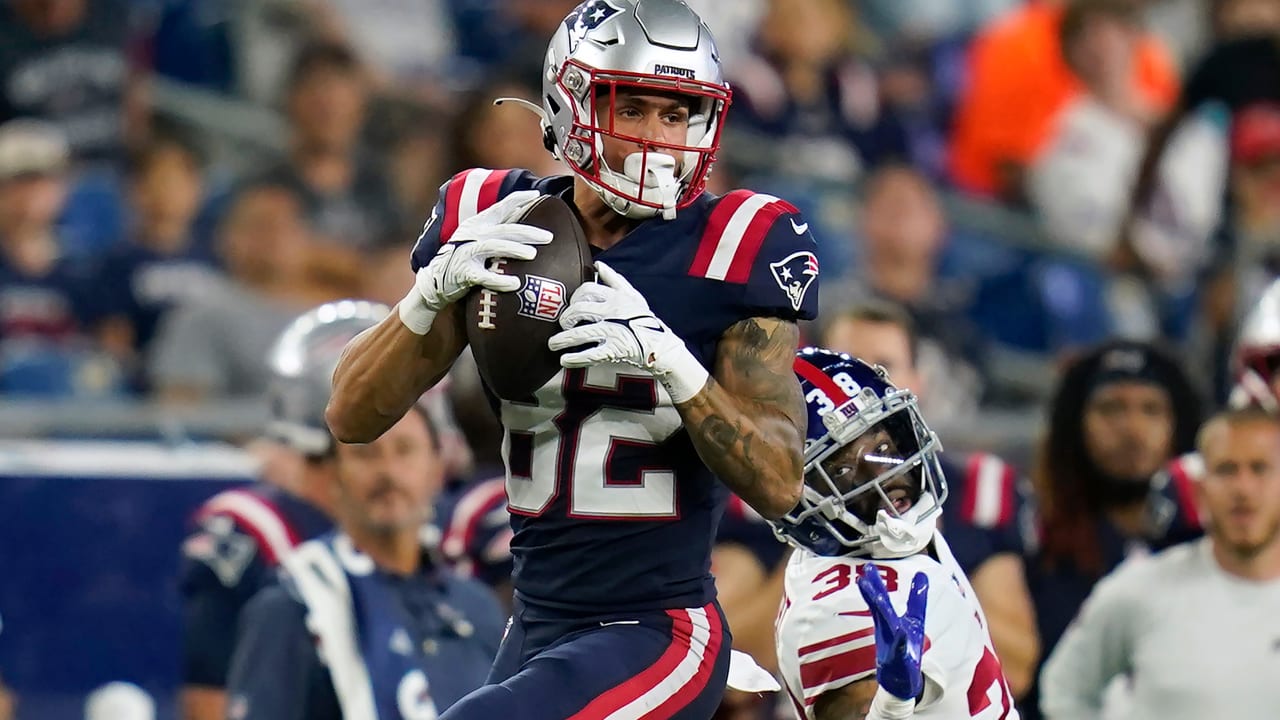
[605,607,712,719]
[803,671,875,704]
[457,168,495,223]
[972,455,1006,528]
[201,490,297,563]
[799,635,875,664]
[703,193,780,281]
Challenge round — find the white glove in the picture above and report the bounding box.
[548,261,709,403]
[399,191,550,334]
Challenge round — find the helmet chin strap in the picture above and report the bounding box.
[596,152,680,220]
[855,492,940,559]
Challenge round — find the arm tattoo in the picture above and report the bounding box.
[814,678,879,720]
[675,317,805,518]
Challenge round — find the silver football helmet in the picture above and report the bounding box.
[1232,278,1280,412]
[514,0,731,221]
[265,300,389,455]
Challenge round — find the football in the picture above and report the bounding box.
[464,195,594,401]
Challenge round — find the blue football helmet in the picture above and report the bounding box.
[773,348,948,558]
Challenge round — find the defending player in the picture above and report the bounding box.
[327,1,819,716]
[773,349,1018,720]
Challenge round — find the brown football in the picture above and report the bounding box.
[464,195,594,401]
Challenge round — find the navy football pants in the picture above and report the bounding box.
[440,598,730,720]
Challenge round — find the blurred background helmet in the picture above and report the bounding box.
[264,299,388,456]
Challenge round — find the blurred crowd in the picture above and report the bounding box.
[4,0,1280,425]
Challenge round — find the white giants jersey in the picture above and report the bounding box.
[775,533,1018,720]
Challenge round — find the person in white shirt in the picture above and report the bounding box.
[773,348,1018,720]
[1040,406,1280,720]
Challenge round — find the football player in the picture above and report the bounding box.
[178,301,386,720]
[773,349,1018,720]
[327,1,820,716]
[819,300,1039,698]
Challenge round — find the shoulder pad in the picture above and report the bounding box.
[411,168,544,272]
[194,489,302,566]
[437,168,537,242]
[182,514,259,588]
[688,190,802,283]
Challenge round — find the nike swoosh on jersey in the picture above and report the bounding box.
[790,218,809,235]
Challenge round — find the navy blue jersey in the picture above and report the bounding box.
[0,253,98,342]
[412,168,821,613]
[92,241,222,354]
[225,545,504,720]
[936,452,1033,575]
[179,484,331,687]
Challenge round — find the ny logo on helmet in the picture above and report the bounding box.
[565,0,622,52]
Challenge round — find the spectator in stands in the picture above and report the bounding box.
[1022,339,1203,720]
[1228,116,1280,327]
[0,119,118,397]
[1029,0,1226,274]
[948,0,1178,202]
[683,0,765,73]
[825,164,985,423]
[93,127,223,393]
[448,79,567,178]
[818,299,1041,700]
[304,0,458,99]
[0,0,143,165]
[1040,406,1280,719]
[1126,0,1280,235]
[148,182,336,402]
[724,0,908,183]
[257,41,403,258]
[452,0,581,89]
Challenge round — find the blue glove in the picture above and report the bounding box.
[856,562,928,701]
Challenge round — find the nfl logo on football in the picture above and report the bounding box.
[518,275,567,322]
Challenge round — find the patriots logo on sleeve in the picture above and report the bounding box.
[769,252,820,312]
[183,515,257,587]
[565,0,622,51]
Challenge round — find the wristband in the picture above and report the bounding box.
[867,686,915,720]
[654,346,710,405]
[397,289,438,336]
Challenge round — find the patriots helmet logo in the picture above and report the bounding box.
[565,0,622,51]
[769,251,820,312]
